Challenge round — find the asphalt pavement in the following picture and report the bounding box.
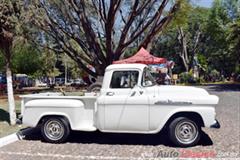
[0,84,239,159]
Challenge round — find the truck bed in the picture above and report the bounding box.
[20,92,98,131]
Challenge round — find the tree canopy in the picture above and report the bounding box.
[26,0,182,77]
[152,0,240,79]
[1,0,239,82]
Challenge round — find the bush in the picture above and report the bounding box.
[209,69,221,82]
[234,66,240,82]
[198,76,206,83]
[179,72,193,84]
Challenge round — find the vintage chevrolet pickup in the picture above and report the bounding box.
[20,64,220,147]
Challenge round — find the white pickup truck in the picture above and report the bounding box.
[20,64,220,147]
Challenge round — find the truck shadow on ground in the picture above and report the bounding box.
[24,128,213,147]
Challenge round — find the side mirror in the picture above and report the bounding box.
[143,80,152,87]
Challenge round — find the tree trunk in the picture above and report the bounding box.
[178,27,190,72]
[180,55,189,72]
[6,62,16,125]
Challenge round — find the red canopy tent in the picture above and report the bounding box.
[113,47,167,64]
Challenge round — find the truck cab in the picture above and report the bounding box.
[97,64,156,132]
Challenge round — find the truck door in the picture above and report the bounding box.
[103,70,149,132]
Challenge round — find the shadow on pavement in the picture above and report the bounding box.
[24,128,213,147]
[0,108,10,123]
[201,84,240,92]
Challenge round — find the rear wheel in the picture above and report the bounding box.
[41,117,70,143]
[168,117,200,147]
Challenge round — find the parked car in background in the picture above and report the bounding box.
[14,74,33,89]
[71,79,87,87]
[36,82,48,87]
[0,75,7,92]
[55,78,65,86]
[65,79,73,86]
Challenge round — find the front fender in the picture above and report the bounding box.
[149,106,216,133]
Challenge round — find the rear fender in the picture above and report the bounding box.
[22,99,84,129]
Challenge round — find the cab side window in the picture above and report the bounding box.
[110,71,139,89]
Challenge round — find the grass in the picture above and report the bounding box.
[65,91,85,96]
[0,97,25,138]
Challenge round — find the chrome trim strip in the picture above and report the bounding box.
[154,100,192,105]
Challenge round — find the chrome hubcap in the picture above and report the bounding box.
[175,121,198,144]
[44,120,64,141]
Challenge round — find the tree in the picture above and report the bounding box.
[228,19,240,74]
[222,0,240,20]
[12,42,42,76]
[0,53,4,72]
[33,47,60,81]
[176,6,209,72]
[151,0,239,80]
[57,53,84,80]
[152,6,209,73]
[1,40,51,79]
[204,0,234,77]
[0,0,23,125]
[27,0,182,77]
[224,0,240,74]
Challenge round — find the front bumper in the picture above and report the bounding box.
[210,119,220,128]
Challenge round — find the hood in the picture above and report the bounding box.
[158,85,209,96]
[146,85,219,105]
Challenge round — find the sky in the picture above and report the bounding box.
[193,0,214,8]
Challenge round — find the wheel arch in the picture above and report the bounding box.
[164,111,205,129]
[37,113,72,129]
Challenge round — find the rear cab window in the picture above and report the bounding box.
[110,71,139,89]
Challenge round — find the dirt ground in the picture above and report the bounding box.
[0,98,23,137]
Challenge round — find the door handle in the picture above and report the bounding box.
[130,91,136,97]
[106,92,114,96]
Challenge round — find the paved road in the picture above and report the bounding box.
[0,84,239,159]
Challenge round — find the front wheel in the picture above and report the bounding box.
[41,117,70,143]
[168,117,201,147]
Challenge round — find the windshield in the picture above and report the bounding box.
[142,67,156,87]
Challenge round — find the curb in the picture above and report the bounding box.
[0,127,36,148]
[0,133,20,148]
